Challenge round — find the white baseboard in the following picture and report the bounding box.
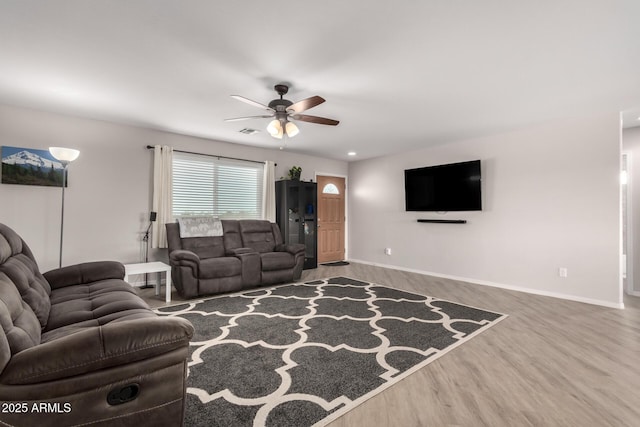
[348,259,624,309]
[627,289,640,297]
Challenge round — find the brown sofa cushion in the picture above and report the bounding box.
[181,235,226,259]
[0,224,51,328]
[222,220,243,252]
[44,280,153,337]
[199,257,242,279]
[239,220,277,253]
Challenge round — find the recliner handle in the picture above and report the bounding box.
[107,383,140,405]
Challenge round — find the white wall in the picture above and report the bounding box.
[348,113,622,307]
[0,104,348,272]
[622,126,640,295]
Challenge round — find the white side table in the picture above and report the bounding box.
[124,262,173,303]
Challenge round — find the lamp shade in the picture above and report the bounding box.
[49,147,80,164]
[285,121,299,138]
[267,119,283,139]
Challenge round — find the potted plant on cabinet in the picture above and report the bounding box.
[288,166,302,180]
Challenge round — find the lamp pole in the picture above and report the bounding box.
[49,147,80,269]
[58,162,69,268]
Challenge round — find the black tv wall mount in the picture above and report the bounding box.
[417,219,467,224]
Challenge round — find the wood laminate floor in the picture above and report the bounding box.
[138,263,640,427]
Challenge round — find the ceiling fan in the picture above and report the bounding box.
[225,84,339,139]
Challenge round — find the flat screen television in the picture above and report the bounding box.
[404,160,482,211]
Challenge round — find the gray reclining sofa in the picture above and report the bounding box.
[0,223,194,427]
[166,219,305,298]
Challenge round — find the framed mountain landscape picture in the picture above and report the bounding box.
[1,146,66,187]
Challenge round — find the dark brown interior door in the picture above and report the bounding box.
[317,175,345,263]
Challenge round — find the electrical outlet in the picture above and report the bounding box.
[558,267,568,278]
[384,248,392,255]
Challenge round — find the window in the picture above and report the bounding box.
[172,152,264,219]
[322,183,340,194]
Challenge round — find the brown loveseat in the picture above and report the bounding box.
[0,223,194,427]
[166,219,305,298]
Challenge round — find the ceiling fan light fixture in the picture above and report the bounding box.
[267,119,282,138]
[285,121,299,138]
[230,84,337,140]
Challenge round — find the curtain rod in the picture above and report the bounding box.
[145,145,274,166]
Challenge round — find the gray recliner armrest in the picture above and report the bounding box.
[169,249,200,271]
[169,249,202,298]
[0,317,194,385]
[275,243,306,255]
[43,261,126,289]
[170,249,200,263]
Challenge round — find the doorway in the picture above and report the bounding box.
[316,175,346,263]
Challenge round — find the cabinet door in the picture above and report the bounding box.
[287,183,303,244]
[301,183,317,268]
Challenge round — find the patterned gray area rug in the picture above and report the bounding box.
[156,276,506,427]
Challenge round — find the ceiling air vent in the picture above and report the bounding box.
[238,128,259,135]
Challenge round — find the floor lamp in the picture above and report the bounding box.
[49,147,80,268]
[142,211,157,288]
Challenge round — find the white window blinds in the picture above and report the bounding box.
[172,152,264,219]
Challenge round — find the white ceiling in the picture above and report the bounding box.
[1,1,639,161]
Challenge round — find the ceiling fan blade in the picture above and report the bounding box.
[224,115,274,122]
[287,96,326,113]
[291,114,339,126]
[231,95,274,111]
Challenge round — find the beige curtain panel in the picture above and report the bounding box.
[152,145,173,248]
